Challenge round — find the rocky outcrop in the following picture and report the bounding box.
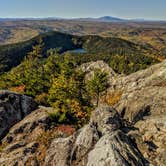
[113,60,166,122]
[80,60,166,165]
[0,90,38,139]
[80,60,117,83]
[0,60,166,165]
[106,60,166,165]
[45,106,147,166]
[0,107,58,166]
[133,116,166,166]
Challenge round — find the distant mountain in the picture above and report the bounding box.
[0,17,61,22]
[0,16,126,23]
[0,18,18,22]
[98,16,124,22]
[75,16,166,23]
[72,16,125,22]
[0,16,165,22]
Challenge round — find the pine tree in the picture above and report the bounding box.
[20,38,46,96]
[87,69,109,106]
[27,37,44,60]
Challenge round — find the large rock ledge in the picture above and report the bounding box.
[0,90,38,139]
[45,106,147,166]
[0,107,56,166]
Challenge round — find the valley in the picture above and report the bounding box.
[1,20,166,56]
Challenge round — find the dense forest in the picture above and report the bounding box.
[0,31,160,74]
[0,32,80,73]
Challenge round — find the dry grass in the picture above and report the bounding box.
[36,125,75,164]
[105,90,123,106]
[0,142,7,152]
[36,129,61,163]
[153,82,166,87]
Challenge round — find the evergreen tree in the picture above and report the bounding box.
[87,69,109,106]
[20,38,46,96]
[27,37,44,60]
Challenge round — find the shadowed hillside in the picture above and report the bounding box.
[0,31,161,74]
[0,31,80,73]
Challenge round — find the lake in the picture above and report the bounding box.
[67,48,87,53]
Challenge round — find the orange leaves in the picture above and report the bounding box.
[70,99,87,119]
[9,85,26,93]
[57,125,75,136]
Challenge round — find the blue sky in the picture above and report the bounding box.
[0,0,165,20]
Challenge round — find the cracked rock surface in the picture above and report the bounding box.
[45,106,147,166]
[0,90,38,140]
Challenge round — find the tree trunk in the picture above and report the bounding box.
[96,91,100,107]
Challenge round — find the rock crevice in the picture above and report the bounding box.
[45,106,147,166]
[0,90,38,140]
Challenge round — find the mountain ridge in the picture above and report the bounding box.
[0,16,166,22]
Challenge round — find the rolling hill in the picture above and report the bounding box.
[0,31,80,74]
[0,20,166,60]
[0,30,162,88]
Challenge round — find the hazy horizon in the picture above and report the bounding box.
[0,16,165,21]
[0,0,166,20]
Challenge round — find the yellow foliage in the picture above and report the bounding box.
[35,93,48,105]
[0,142,7,152]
